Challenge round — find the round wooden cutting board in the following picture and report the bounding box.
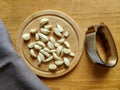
[16,10,83,78]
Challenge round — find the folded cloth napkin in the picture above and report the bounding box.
[0,20,49,90]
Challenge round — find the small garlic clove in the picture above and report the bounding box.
[57,39,65,44]
[55,42,60,47]
[49,36,56,45]
[56,24,64,33]
[30,49,37,58]
[34,44,42,50]
[48,64,57,71]
[40,18,49,27]
[64,31,70,37]
[37,55,42,66]
[38,52,45,62]
[44,25,52,30]
[43,47,50,51]
[64,41,70,48]
[63,57,70,67]
[44,47,56,53]
[28,42,36,48]
[40,49,50,57]
[36,41,46,48]
[38,33,49,42]
[30,28,37,34]
[47,49,56,53]
[44,56,53,62]
[54,61,64,66]
[22,33,30,41]
[61,49,64,56]
[56,46,62,56]
[69,52,75,57]
[40,28,50,35]
[53,28,62,37]
[53,52,62,61]
[63,48,71,54]
[35,33,39,40]
[47,41,54,49]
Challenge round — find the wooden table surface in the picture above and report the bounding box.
[0,0,120,90]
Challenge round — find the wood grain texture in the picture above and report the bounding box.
[0,0,120,90]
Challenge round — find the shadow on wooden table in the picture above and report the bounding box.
[85,51,111,78]
[91,64,110,78]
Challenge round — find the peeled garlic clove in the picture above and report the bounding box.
[53,28,62,37]
[55,42,60,47]
[44,47,50,51]
[47,41,54,49]
[63,48,71,54]
[40,49,50,57]
[37,55,42,66]
[35,33,39,40]
[64,41,70,48]
[22,33,30,41]
[36,41,46,48]
[28,42,36,48]
[57,39,65,44]
[44,47,56,52]
[53,52,62,61]
[38,52,45,62]
[64,31,70,37]
[40,28,50,34]
[38,33,49,42]
[49,36,56,45]
[63,57,70,67]
[56,46,62,56]
[44,56,53,62]
[40,18,49,27]
[30,49,37,58]
[69,52,75,57]
[54,61,64,66]
[49,64,57,71]
[47,49,56,53]
[56,24,64,33]
[44,25,52,30]
[34,44,42,50]
[30,28,37,34]
[61,49,64,56]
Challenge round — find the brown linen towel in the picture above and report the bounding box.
[0,20,49,90]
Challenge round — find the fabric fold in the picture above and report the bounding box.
[0,20,49,90]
